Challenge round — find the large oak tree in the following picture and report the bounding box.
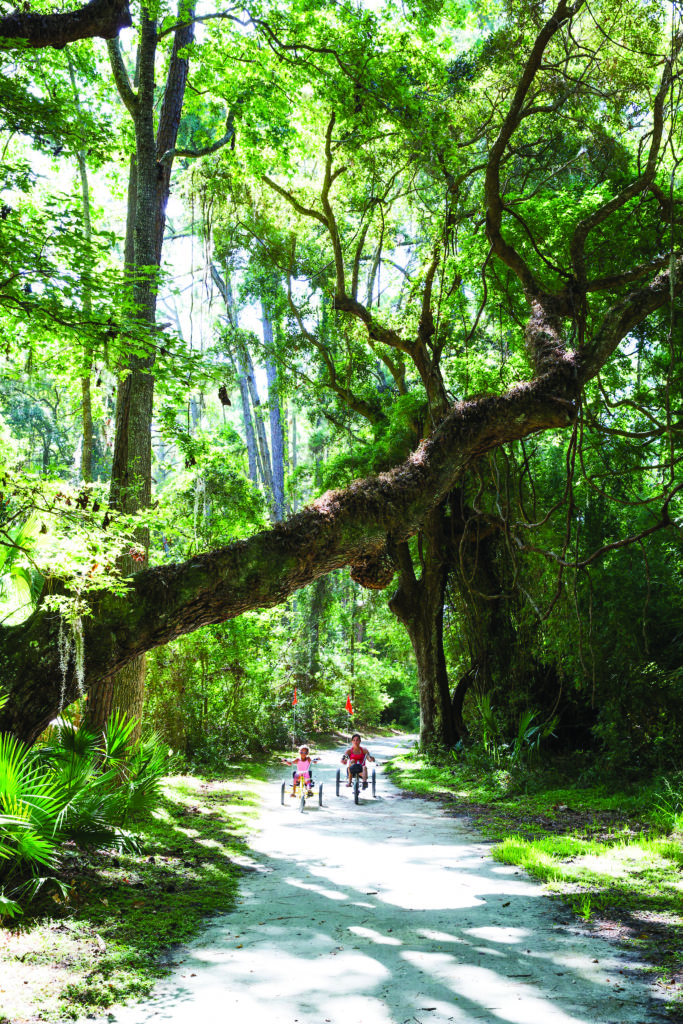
[1,0,681,746]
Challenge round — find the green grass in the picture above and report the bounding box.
[387,747,683,1014]
[0,762,265,1022]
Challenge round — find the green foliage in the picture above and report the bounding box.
[145,574,417,762]
[0,711,171,918]
[651,777,683,833]
[0,514,43,623]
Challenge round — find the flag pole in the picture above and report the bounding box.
[345,694,353,743]
[292,688,298,748]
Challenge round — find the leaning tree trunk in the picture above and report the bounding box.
[389,506,458,751]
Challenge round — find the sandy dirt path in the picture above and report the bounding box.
[102,736,662,1024]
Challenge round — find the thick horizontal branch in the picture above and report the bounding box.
[0,367,579,743]
[0,0,131,49]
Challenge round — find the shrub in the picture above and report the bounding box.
[0,705,171,919]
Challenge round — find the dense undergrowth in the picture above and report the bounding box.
[387,746,683,1015]
[0,764,263,1022]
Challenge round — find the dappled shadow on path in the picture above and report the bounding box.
[106,741,664,1024]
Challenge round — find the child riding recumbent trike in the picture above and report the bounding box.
[279,746,323,812]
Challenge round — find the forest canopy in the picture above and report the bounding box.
[0,0,682,768]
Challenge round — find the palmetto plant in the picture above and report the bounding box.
[0,515,43,624]
[476,693,503,763]
[0,698,170,920]
[511,710,559,765]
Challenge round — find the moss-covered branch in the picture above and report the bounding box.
[0,368,578,743]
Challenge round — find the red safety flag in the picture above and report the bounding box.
[292,689,298,706]
[345,694,353,715]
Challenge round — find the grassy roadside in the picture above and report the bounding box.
[0,762,265,1023]
[386,749,683,1018]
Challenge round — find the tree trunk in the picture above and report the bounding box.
[308,576,328,681]
[67,55,95,486]
[80,375,94,483]
[240,341,274,502]
[210,264,259,483]
[86,7,193,740]
[290,410,298,513]
[389,507,457,751]
[261,302,285,521]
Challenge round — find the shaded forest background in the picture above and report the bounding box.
[0,0,682,779]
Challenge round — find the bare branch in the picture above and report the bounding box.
[160,118,235,165]
[262,175,328,227]
[580,253,683,381]
[106,37,138,116]
[320,112,346,296]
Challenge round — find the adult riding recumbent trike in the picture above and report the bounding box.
[336,734,377,804]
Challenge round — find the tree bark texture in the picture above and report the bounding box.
[81,375,94,483]
[262,303,286,521]
[389,508,456,750]
[0,0,131,49]
[88,7,194,737]
[211,265,259,483]
[241,341,275,501]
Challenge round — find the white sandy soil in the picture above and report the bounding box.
[96,735,662,1024]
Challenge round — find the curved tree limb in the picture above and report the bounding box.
[485,0,584,294]
[0,0,131,49]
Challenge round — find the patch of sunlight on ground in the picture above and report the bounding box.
[417,929,467,944]
[572,844,659,879]
[348,925,402,946]
[285,878,349,901]
[152,807,173,821]
[399,954,592,1024]
[464,926,531,944]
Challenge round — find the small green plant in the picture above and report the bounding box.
[0,515,43,624]
[477,694,503,763]
[511,711,559,764]
[651,778,683,833]
[0,709,172,919]
[573,893,592,920]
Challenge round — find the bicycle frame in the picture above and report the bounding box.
[280,770,323,810]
